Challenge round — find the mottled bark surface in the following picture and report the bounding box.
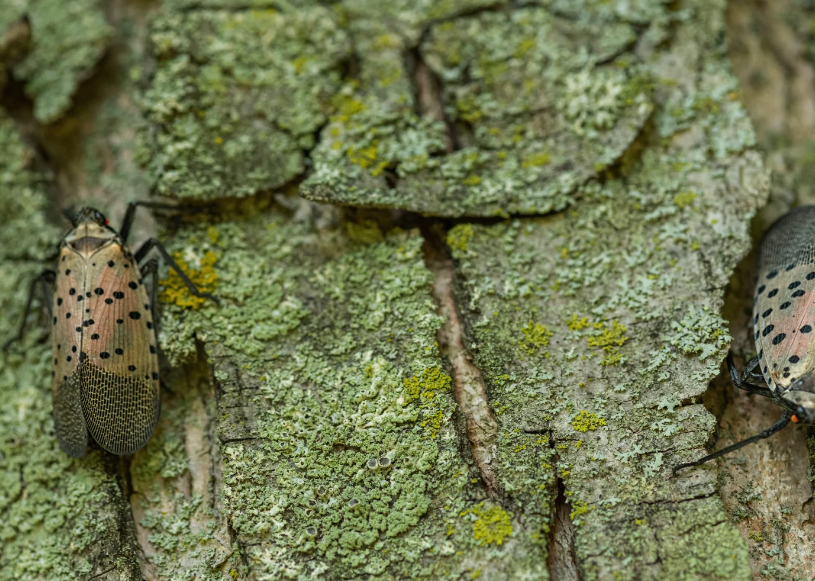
[0,0,811,579]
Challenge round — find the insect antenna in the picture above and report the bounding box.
[672,414,791,474]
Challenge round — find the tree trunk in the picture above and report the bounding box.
[1,0,810,579]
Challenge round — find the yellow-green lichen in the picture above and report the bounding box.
[673,191,697,208]
[447,223,474,254]
[587,320,628,366]
[159,251,218,309]
[463,504,513,546]
[403,366,452,403]
[519,322,554,356]
[571,410,607,433]
[569,500,594,525]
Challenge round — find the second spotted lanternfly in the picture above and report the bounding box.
[7,202,217,458]
[675,205,815,472]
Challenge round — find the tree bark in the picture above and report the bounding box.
[1,0,807,579]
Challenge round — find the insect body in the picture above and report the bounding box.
[675,206,815,472]
[8,203,216,457]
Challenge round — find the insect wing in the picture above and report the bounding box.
[80,245,160,455]
[754,206,815,391]
[52,249,89,457]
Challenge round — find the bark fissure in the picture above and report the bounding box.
[407,47,458,153]
[547,479,580,581]
[422,225,501,498]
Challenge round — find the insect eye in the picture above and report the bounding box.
[105,219,110,225]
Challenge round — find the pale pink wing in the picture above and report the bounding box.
[754,206,815,392]
[78,244,160,455]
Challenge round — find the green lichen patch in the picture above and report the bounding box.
[0,115,138,580]
[587,320,628,366]
[341,0,504,45]
[3,0,111,123]
[129,361,239,579]
[156,203,549,578]
[462,503,513,546]
[445,0,766,576]
[302,5,653,217]
[519,321,553,357]
[142,7,351,200]
[0,111,58,262]
[571,410,607,433]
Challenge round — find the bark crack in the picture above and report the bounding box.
[547,479,580,581]
[407,46,458,153]
[422,224,501,498]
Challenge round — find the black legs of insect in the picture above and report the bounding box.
[134,238,219,305]
[673,352,789,474]
[3,269,56,350]
[119,200,194,244]
[727,352,774,398]
[672,414,791,474]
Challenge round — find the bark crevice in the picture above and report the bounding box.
[422,224,501,498]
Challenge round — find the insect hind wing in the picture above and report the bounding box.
[53,372,88,457]
[80,360,159,454]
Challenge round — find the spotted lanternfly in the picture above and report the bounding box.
[675,205,815,473]
[5,202,217,457]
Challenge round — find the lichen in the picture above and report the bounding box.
[571,410,607,433]
[6,0,111,122]
[301,5,653,217]
[447,224,474,254]
[141,6,351,199]
[155,205,544,578]
[587,320,628,366]
[466,504,513,546]
[159,250,219,309]
[519,322,554,357]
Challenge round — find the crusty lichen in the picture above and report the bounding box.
[4,0,111,122]
[155,202,548,578]
[159,250,219,309]
[463,504,513,546]
[444,0,764,578]
[301,4,653,217]
[141,6,351,200]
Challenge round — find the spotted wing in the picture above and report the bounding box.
[51,248,88,457]
[754,205,815,392]
[79,244,160,455]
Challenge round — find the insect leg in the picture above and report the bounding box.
[727,352,774,398]
[134,238,219,305]
[119,201,189,244]
[3,269,56,350]
[672,414,791,475]
[740,356,766,383]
